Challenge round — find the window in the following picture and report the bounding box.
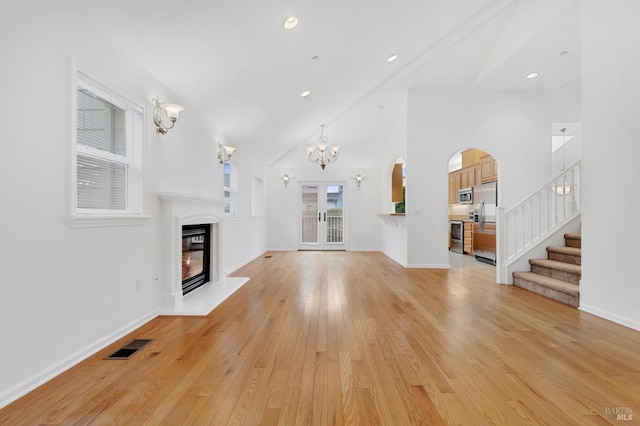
[74,73,143,218]
[223,162,237,215]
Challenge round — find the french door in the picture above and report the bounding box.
[299,183,346,250]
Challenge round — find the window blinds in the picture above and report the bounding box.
[75,78,141,215]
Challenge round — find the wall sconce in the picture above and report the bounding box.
[217,142,236,164]
[354,173,363,187]
[153,98,183,134]
[282,173,291,187]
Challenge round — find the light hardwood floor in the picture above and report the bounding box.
[1,251,639,425]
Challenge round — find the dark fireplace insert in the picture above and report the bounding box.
[181,224,211,295]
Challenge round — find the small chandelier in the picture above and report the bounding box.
[217,142,236,164]
[306,124,339,170]
[152,98,183,134]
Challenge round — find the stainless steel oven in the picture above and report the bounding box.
[449,220,464,253]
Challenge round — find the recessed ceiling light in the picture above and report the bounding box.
[283,17,298,30]
[387,54,399,63]
[526,72,539,79]
[300,90,311,97]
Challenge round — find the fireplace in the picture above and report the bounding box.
[158,192,230,314]
[181,224,211,295]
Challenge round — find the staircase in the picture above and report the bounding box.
[512,233,581,307]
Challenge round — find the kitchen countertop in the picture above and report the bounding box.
[449,216,475,222]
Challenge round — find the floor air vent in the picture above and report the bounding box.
[104,339,153,360]
[264,255,272,258]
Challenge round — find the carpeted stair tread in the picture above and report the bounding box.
[547,246,581,256]
[529,259,581,274]
[513,271,579,296]
[513,272,580,307]
[564,233,581,240]
[564,233,582,248]
[512,232,581,306]
[547,246,581,265]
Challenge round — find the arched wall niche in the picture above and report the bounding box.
[388,156,405,213]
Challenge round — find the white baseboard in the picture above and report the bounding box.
[224,251,267,276]
[579,304,640,332]
[0,308,160,410]
[407,263,451,269]
[382,251,407,267]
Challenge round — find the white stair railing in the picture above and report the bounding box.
[497,161,582,283]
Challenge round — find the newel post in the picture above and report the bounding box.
[496,207,509,284]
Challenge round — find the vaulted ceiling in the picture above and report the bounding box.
[75,0,580,165]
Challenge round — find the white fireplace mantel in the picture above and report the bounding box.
[157,192,226,207]
[157,192,248,316]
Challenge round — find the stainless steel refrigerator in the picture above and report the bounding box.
[473,181,497,265]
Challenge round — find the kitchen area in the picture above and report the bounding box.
[448,149,497,265]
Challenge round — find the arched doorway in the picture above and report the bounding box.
[391,157,405,214]
[447,148,498,267]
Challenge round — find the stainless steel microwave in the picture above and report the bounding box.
[458,187,473,204]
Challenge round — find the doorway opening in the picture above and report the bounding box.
[447,148,498,266]
[299,183,346,250]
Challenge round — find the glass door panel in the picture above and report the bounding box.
[300,185,319,246]
[325,185,343,245]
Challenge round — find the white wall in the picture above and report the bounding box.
[551,123,582,176]
[552,79,581,123]
[220,157,268,274]
[552,79,582,177]
[580,0,640,330]
[378,214,408,266]
[379,97,409,266]
[406,89,552,269]
[0,5,267,406]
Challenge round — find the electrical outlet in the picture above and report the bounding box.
[135,279,142,293]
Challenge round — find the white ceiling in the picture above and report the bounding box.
[74,0,580,165]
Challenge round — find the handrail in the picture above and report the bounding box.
[497,161,582,283]
[506,160,581,211]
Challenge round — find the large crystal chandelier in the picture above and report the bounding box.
[306,124,339,170]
